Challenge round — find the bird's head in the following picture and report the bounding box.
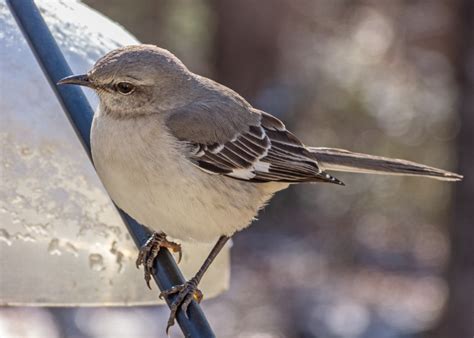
[58,45,194,118]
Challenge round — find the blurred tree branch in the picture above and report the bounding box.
[212,0,286,101]
[432,0,474,337]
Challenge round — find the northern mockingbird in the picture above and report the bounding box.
[58,44,462,332]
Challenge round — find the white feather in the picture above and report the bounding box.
[254,160,270,173]
[228,168,256,180]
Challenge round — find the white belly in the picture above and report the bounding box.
[91,114,287,243]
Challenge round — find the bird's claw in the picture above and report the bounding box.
[159,277,203,334]
[136,232,182,289]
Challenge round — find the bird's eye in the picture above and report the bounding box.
[115,82,135,95]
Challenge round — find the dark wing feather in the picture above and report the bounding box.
[187,111,344,185]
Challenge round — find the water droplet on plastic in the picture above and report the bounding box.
[11,196,23,205]
[110,241,124,273]
[16,233,36,242]
[65,242,78,257]
[48,238,61,255]
[20,147,32,156]
[0,228,12,246]
[89,253,105,271]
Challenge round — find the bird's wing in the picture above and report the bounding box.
[166,103,343,185]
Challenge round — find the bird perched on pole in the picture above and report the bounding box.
[58,44,462,332]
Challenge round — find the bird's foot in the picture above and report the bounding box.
[136,232,182,289]
[159,277,203,334]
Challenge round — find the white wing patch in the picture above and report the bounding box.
[254,160,270,173]
[228,168,257,180]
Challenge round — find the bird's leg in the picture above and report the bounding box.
[160,235,230,334]
[136,232,182,289]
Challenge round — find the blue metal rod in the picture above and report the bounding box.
[6,0,215,336]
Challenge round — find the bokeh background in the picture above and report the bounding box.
[1,0,473,337]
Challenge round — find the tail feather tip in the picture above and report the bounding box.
[443,172,463,181]
[324,173,345,186]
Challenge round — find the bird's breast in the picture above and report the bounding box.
[90,114,286,242]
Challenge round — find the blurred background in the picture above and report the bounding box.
[1,0,473,337]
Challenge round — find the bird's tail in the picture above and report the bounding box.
[308,147,463,181]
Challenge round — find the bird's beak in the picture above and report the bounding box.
[57,74,94,88]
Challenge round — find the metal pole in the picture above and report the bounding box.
[6,0,215,336]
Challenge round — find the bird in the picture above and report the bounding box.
[58,44,462,332]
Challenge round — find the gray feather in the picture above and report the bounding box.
[165,95,260,145]
[309,147,463,181]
